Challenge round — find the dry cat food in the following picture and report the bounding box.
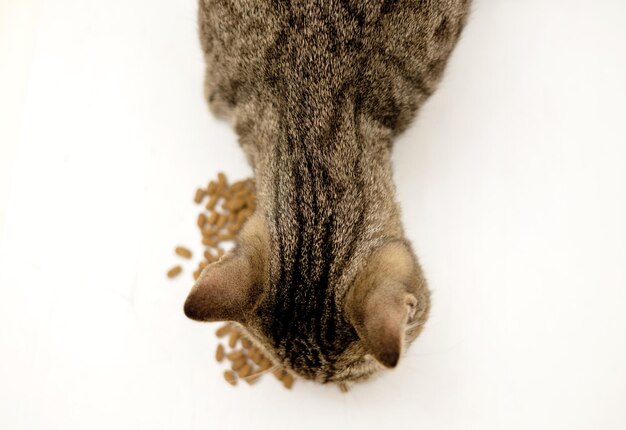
[214,322,295,388]
[175,246,192,259]
[166,265,182,278]
[167,172,296,389]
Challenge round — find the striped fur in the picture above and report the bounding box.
[191,0,470,384]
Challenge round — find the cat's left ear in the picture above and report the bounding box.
[183,216,267,323]
[347,283,418,368]
[346,242,429,368]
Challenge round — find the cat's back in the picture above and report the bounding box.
[199,0,469,135]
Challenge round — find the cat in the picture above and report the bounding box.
[184,0,470,384]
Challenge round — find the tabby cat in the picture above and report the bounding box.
[184,0,470,384]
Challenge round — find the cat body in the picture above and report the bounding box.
[185,0,470,384]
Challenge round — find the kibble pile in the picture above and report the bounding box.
[167,172,295,389]
[215,323,294,388]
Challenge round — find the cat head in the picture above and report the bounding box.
[184,214,429,384]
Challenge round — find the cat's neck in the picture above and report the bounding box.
[253,113,405,246]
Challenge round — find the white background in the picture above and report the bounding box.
[1,0,625,429]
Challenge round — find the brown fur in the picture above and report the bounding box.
[185,0,470,385]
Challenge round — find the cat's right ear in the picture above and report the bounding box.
[183,216,268,323]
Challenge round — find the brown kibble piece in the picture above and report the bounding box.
[197,213,207,228]
[247,347,260,361]
[216,324,231,338]
[194,188,206,204]
[238,363,252,378]
[224,371,237,386]
[167,265,182,278]
[230,180,245,193]
[245,373,261,385]
[192,270,200,280]
[208,211,219,225]
[207,181,217,195]
[231,357,247,372]
[272,369,285,381]
[250,354,263,367]
[282,373,294,389]
[215,214,227,229]
[225,197,246,212]
[206,195,218,211]
[216,344,225,362]
[241,338,253,349]
[202,227,216,238]
[228,331,240,348]
[175,246,192,259]
[226,350,245,361]
[260,358,273,371]
[202,237,217,247]
[236,209,250,224]
[217,172,227,189]
[218,233,234,241]
[233,189,249,201]
[204,250,215,262]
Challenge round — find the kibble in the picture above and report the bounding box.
[282,373,294,390]
[168,173,302,390]
[167,265,182,278]
[194,188,206,204]
[260,359,272,371]
[207,181,217,195]
[215,214,227,229]
[197,213,207,228]
[206,195,218,211]
[193,188,206,204]
[238,363,252,378]
[224,370,237,386]
[228,331,240,348]
[217,172,227,191]
[272,369,289,386]
[226,350,245,361]
[245,373,261,385]
[231,358,246,372]
[216,344,225,362]
[218,233,234,242]
[201,237,216,247]
[175,246,192,259]
[216,324,231,338]
[204,250,215,263]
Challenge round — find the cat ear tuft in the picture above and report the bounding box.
[183,252,260,323]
